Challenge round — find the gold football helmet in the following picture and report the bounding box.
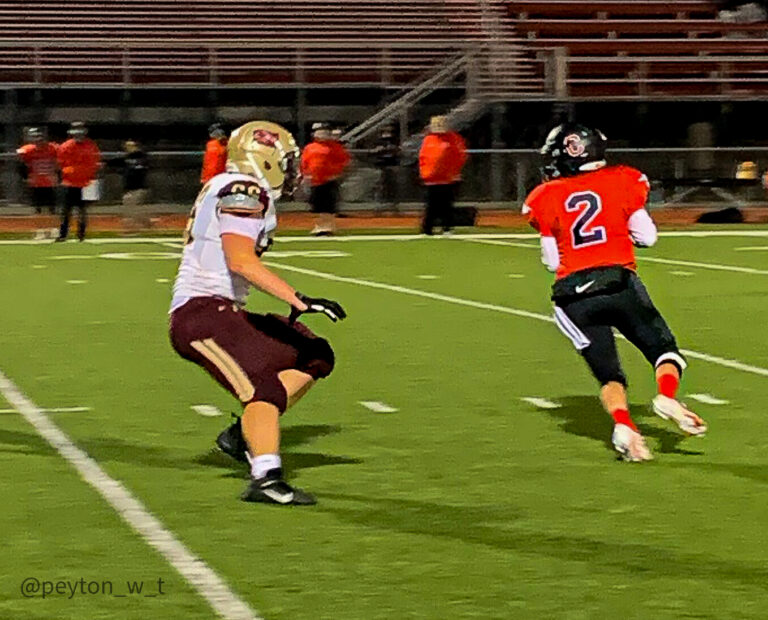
[227,121,300,200]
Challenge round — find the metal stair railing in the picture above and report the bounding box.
[341,50,474,145]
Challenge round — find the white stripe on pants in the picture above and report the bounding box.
[554,306,591,350]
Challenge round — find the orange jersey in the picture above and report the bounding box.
[57,138,100,188]
[201,138,229,184]
[17,142,58,187]
[523,165,650,279]
[418,131,467,185]
[300,140,350,186]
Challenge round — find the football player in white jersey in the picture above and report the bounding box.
[169,121,346,505]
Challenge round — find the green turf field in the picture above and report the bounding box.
[1,229,767,620]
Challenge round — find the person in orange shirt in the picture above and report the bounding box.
[201,123,229,184]
[300,123,351,236]
[524,123,706,463]
[17,127,58,214]
[418,116,467,235]
[56,121,101,242]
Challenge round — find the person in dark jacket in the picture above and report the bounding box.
[111,140,150,232]
[373,126,401,213]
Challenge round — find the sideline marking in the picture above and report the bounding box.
[521,397,561,410]
[66,279,88,284]
[735,246,768,251]
[466,238,768,276]
[0,368,261,620]
[639,256,768,276]
[52,250,350,261]
[688,393,730,405]
[266,261,768,380]
[2,230,768,247]
[0,405,91,414]
[359,401,399,414]
[191,404,224,417]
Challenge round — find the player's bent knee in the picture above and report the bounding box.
[598,371,627,388]
[297,338,335,379]
[245,379,288,414]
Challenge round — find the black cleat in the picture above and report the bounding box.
[215,416,249,463]
[241,468,316,505]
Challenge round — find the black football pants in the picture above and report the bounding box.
[59,186,87,240]
[554,272,686,386]
[422,184,455,234]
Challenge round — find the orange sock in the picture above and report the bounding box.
[657,373,679,399]
[611,408,637,431]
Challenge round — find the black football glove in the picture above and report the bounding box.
[289,292,347,324]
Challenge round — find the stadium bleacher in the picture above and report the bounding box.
[0,0,530,89]
[507,0,768,97]
[0,1,766,97]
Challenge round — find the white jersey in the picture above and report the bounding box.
[170,172,277,312]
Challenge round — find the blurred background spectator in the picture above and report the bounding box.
[110,139,150,233]
[418,115,467,235]
[301,122,351,236]
[719,2,767,25]
[16,127,58,214]
[201,123,228,185]
[56,121,101,242]
[372,125,401,214]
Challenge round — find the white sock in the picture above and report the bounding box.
[250,453,281,479]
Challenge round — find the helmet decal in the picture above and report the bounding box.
[564,134,585,158]
[252,128,279,148]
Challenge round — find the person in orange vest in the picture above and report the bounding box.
[17,127,58,214]
[300,123,351,236]
[201,123,228,184]
[56,121,101,242]
[418,116,467,235]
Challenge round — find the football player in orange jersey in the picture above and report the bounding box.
[523,123,707,462]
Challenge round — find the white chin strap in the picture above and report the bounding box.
[579,160,607,172]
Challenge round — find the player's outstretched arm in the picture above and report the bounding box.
[222,232,307,310]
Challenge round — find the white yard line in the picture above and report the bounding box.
[735,246,768,251]
[359,401,399,413]
[521,397,561,409]
[639,256,768,276]
[0,406,91,414]
[266,262,768,380]
[0,368,260,620]
[66,279,88,284]
[465,238,768,276]
[688,393,730,405]
[2,230,768,247]
[191,404,224,417]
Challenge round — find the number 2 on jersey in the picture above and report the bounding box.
[565,191,607,249]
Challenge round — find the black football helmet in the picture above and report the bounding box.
[540,123,607,180]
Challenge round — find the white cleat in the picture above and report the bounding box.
[612,424,654,462]
[652,395,707,436]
